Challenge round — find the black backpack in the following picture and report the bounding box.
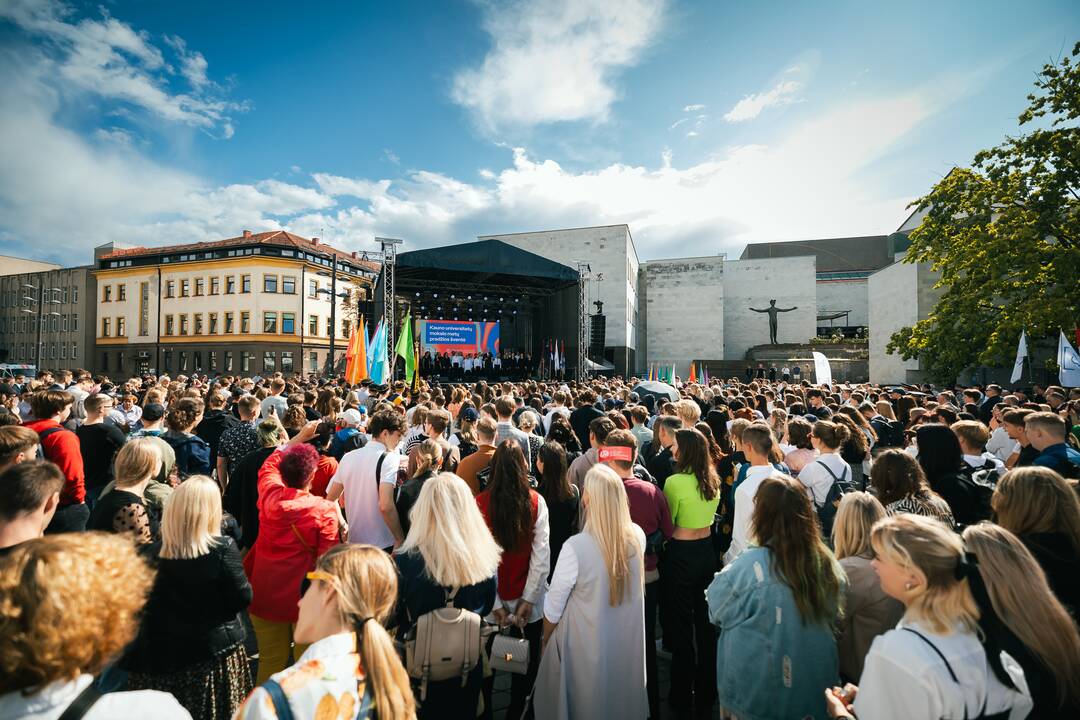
[813,460,857,538]
[946,465,996,527]
[35,425,66,460]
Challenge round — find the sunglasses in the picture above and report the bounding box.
[299,569,335,597]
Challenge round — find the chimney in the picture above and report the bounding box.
[351,251,358,259]
[311,237,320,245]
[242,230,252,239]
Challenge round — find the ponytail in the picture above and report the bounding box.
[357,618,415,720]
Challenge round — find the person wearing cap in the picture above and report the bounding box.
[598,429,673,720]
[329,408,367,461]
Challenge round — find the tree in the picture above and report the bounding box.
[887,42,1080,382]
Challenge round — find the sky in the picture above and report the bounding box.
[0,0,1078,264]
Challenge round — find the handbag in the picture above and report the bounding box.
[489,625,530,675]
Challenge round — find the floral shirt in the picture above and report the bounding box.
[219,421,261,478]
[235,632,373,720]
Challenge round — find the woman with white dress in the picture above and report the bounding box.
[533,463,647,720]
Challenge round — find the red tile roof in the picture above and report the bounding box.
[100,230,381,273]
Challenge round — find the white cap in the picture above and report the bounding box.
[339,409,364,427]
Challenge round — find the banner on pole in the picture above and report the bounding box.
[811,351,833,386]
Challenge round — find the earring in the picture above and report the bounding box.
[904,581,914,590]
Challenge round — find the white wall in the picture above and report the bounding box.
[722,256,817,359]
[816,278,869,327]
[868,260,943,384]
[641,257,724,371]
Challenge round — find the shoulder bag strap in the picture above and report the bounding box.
[446,585,460,607]
[290,522,317,570]
[374,451,389,496]
[902,627,960,684]
[57,682,102,720]
[815,459,840,482]
[261,678,295,720]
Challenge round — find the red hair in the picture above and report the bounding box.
[280,443,320,489]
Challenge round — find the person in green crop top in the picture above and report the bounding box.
[662,428,721,714]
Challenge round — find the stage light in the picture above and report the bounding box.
[415,292,420,297]
[433,293,438,298]
[499,297,504,302]
[513,310,517,315]
[450,294,455,299]
[467,295,472,300]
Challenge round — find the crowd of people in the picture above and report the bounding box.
[1,365,1079,720]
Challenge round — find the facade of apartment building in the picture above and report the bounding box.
[0,263,98,372]
[94,231,377,378]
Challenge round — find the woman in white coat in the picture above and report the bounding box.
[533,463,647,720]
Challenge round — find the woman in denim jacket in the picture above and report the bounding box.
[707,474,845,720]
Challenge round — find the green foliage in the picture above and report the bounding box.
[888,42,1080,382]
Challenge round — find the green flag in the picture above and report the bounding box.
[395,312,416,384]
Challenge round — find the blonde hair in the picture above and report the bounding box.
[583,464,644,606]
[875,400,896,421]
[160,475,222,560]
[398,473,502,587]
[675,399,701,428]
[962,524,1080,708]
[832,491,886,559]
[114,438,162,489]
[870,514,979,634]
[0,532,154,694]
[317,545,416,720]
[411,438,443,478]
[992,467,1080,555]
[951,420,990,449]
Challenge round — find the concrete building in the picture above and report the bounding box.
[94,231,376,377]
[0,262,98,372]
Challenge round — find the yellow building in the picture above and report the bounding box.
[94,231,376,377]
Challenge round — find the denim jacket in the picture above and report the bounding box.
[707,546,842,720]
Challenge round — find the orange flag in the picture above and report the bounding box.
[346,315,368,384]
[688,361,697,383]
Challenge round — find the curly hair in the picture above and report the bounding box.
[0,532,155,695]
[165,397,204,432]
[279,443,320,489]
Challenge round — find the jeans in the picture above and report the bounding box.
[645,579,660,719]
[45,502,89,534]
[663,537,717,711]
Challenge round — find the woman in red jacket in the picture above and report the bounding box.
[244,421,341,683]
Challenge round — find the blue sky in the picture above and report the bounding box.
[1,0,1077,263]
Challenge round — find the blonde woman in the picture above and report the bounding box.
[962,524,1080,717]
[126,476,253,719]
[534,464,647,720]
[87,437,161,544]
[394,439,444,539]
[825,514,1032,720]
[676,398,702,428]
[0,532,190,718]
[991,466,1080,615]
[394,473,499,718]
[832,493,903,682]
[236,544,416,720]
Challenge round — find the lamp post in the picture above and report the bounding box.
[316,273,350,377]
[21,281,61,372]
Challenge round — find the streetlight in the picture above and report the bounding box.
[315,274,350,377]
[19,282,61,370]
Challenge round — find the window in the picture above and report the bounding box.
[72,286,78,303]
[309,314,319,336]
[209,351,217,371]
[165,315,174,335]
[210,277,219,295]
[195,278,204,296]
[62,287,68,304]
[179,314,189,335]
[101,317,111,337]
[71,342,77,359]
[193,351,202,371]
[241,351,251,372]
[224,312,234,333]
[282,313,295,334]
[342,319,350,338]
[240,311,250,333]
[209,313,218,334]
[165,280,175,298]
[225,276,236,294]
[49,343,56,359]
[263,312,278,333]
[61,314,68,332]
[72,313,78,331]
[326,317,333,337]
[263,275,278,293]
[309,351,319,372]
[50,315,58,332]
[281,351,294,373]
[117,284,126,301]
[101,352,109,372]
[308,279,318,298]
[116,317,126,336]
[282,276,296,294]
[139,282,149,336]
[163,350,172,371]
[181,279,190,297]
[241,275,251,293]
[179,351,188,372]
[60,342,66,359]
[103,285,112,302]
[225,351,233,372]
[118,352,124,372]
[194,313,203,335]
[263,351,276,373]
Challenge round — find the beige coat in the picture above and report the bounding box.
[838,553,905,681]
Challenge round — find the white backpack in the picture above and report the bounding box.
[403,587,483,701]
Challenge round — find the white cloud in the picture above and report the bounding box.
[1,0,244,135]
[451,0,667,130]
[683,103,705,112]
[382,148,400,165]
[685,131,699,137]
[724,79,803,122]
[668,117,689,130]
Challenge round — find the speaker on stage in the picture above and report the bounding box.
[590,313,606,360]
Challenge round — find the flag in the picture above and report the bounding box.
[703,365,709,385]
[411,336,421,394]
[1058,330,1080,387]
[688,362,697,383]
[560,340,565,372]
[671,362,676,385]
[369,320,389,384]
[1010,330,1028,384]
[395,311,416,384]
[366,319,382,377]
[812,351,833,386]
[344,327,358,381]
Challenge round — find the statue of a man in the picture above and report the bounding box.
[749,299,797,345]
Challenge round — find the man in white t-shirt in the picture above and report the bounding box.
[326,410,406,551]
[542,390,571,432]
[725,424,785,565]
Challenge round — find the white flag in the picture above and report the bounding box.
[811,351,833,386]
[1058,330,1080,387]
[1010,330,1028,384]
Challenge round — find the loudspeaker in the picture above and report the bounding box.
[590,313,606,358]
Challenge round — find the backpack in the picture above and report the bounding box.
[945,466,996,526]
[813,460,857,538]
[35,425,66,460]
[402,587,483,701]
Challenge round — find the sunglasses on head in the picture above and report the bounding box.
[299,569,335,597]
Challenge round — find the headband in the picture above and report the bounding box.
[598,445,634,463]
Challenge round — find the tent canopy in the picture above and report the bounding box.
[396,239,579,291]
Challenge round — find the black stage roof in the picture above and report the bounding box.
[396,239,579,292]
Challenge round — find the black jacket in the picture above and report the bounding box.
[569,406,604,450]
[646,446,675,490]
[1021,531,1079,619]
[196,409,240,469]
[223,445,276,551]
[124,537,251,673]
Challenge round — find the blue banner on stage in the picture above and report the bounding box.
[419,320,500,354]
